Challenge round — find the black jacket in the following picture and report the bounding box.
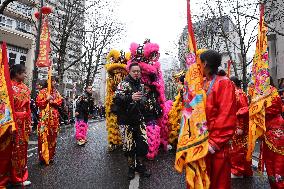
[113,75,144,125]
[142,91,162,123]
[75,92,94,122]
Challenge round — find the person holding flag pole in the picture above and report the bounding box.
[175,1,237,189]
[34,6,63,165]
[246,3,284,189]
[36,69,62,165]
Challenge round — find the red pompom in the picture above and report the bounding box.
[34,11,40,19]
[41,6,52,15]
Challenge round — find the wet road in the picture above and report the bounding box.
[10,120,270,189]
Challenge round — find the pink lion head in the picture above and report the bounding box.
[144,43,159,57]
[129,42,139,56]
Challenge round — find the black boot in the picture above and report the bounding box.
[127,156,135,180]
[135,157,151,178]
[128,166,135,180]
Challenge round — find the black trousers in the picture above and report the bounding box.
[119,122,148,158]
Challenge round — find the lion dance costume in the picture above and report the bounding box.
[105,50,130,151]
[127,40,171,159]
[168,70,185,148]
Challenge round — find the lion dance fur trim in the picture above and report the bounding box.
[127,41,171,158]
[75,120,88,141]
[167,91,183,147]
[105,49,129,146]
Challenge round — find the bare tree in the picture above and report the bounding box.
[0,0,15,14]
[79,0,124,87]
[179,0,283,90]
[47,0,90,93]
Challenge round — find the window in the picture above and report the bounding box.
[6,18,12,28]
[0,16,5,26]
[20,55,26,66]
[9,53,16,66]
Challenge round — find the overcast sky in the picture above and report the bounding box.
[112,0,191,70]
[108,0,258,70]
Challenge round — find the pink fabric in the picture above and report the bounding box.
[159,100,172,150]
[144,43,159,58]
[128,41,170,151]
[75,120,88,141]
[130,43,139,56]
[146,123,160,160]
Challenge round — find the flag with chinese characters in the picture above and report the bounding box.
[246,4,277,164]
[174,0,210,188]
[0,43,16,139]
[36,17,52,164]
[36,18,51,68]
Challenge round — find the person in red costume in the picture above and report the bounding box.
[10,64,32,186]
[36,78,62,165]
[200,50,237,189]
[230,76,253,178]
[263,80,284,189]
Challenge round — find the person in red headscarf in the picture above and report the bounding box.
[36,78,62,165]
[10,64,31,186]
[200,50,237,189]
[229,76,253,178]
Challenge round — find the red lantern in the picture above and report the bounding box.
[41,6,52,15]
[34,11,40,19]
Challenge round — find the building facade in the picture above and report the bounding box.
[178,16,243,79]
[0,0,36,85]
[266,0,284,88]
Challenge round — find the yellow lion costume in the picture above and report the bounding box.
[167,70,186,148]
[105,49,130,151]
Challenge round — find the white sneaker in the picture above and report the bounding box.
[23,180,32,186]
[231,173,244,179]
[15,180,31,186]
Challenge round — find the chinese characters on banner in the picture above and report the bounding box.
[36,19,51,68]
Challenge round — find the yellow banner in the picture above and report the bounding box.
[247,4,274,162]
[174,1,209,188]
[0,43,16,138]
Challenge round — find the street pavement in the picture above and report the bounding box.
[9,120,271,189]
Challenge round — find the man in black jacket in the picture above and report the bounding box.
[114,63,151,180]
[75,85,94,145]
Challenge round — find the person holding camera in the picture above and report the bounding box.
[114,63,151,180]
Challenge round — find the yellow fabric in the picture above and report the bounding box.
[0,48,16,139]
[106,49,120,63]
[40,67,52,164]
[175,49,210,188]
[246,5,274,162]
[105,50,129,145]
[105,77,122,145]
[168,91,183,145]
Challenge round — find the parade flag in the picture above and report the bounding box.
[39,66,53,164]
[0,43,16,138]
[174,1,210,188]
[36,18,51,68]
[36,16,52,164]
[246,4,277,163]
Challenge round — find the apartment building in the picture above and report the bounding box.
[0,0,36,85]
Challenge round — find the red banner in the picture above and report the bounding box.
[36,19,51,67]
